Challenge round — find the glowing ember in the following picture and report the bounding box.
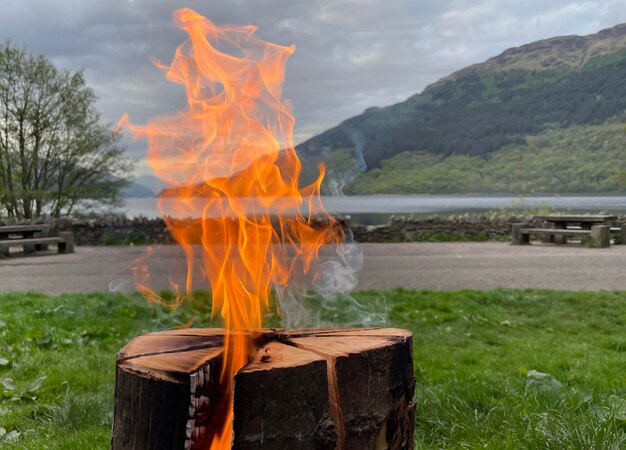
[121,8,342,449]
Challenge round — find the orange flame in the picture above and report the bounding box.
[123,8,342,449]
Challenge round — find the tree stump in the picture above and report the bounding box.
[111,328,415,450]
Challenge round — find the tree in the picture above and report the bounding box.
[0,42,132,219]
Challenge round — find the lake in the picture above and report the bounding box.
[123,194,626,224]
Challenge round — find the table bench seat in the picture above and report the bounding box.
[521,228,591,236]
[512,224,610,248]
[0,232,74,256]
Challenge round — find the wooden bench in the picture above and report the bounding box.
[0,225,74,257]
[512,224,610,248]
[538,224,626,244]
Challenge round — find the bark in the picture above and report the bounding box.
[111,328,415,450]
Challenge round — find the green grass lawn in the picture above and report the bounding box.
[1,289,626,448]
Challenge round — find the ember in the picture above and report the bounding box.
[113,8,415,449]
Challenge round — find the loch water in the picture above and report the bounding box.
[123,194,626,225]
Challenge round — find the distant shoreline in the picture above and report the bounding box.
[121,194,626,220]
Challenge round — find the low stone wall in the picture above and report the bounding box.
[349,214,538,242]
[63,217,174,246]
[0,216,173,246]
[0,213,550,245]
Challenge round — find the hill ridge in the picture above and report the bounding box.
[439,22,626,84]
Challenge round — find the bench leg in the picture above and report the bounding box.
[511,224,530,245]
[0,247,9,257]
[35,243,49,252]
[23,244,36,254]
[57,231,75,254]
[591,225,610,248]
[619,226,626,245]
[541,222,553,243]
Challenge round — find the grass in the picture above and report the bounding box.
[1,289,626,448]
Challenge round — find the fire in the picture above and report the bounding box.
[122,8,342,449]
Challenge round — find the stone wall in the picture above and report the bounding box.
[64,217,174,246]
[0,213,549,245]
[0,216,172,246]
[349,214,538,242]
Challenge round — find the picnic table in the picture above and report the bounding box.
[0,224,74,257]
[533,214,617,230]
[512,214,623,248]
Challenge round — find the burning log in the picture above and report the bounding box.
[111,328,415,450]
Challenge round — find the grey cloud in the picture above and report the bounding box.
[2,0,626,170]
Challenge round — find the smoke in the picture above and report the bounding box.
[321,124,368,196]
[276,229,388,329]
[342,124,367,172]
[314,258,358,300]
[278,126,385,329]
[108,277,133,293]
[326,178,347,198]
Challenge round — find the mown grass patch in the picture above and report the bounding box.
[1,289,626,448]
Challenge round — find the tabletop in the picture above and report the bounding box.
[533,214,617,223]
[0,224,51,234]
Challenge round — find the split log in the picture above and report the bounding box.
[111,328,415,450]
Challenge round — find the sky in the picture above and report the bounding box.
[2,0,626,174]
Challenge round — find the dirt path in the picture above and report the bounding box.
[2,242,626,294]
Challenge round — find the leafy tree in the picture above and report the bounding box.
[0,42,131,219]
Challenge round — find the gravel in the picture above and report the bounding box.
[2,242,626,294]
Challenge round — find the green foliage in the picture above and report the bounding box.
[582,48,626,71]
[99,232,124,246]
[299,148,361,190]
[495,194,555,216]
[2,290,626,448]
[347,123,626,194]
[0,42,132,219]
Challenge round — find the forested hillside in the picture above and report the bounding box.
[347,123,625,194]
[297,24,626,194]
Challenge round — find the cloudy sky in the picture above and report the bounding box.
[3,0,626,173]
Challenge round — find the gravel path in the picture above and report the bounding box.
[2,242,626,294]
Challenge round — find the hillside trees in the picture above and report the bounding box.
[0,42,131,219]
[345,124,626,194]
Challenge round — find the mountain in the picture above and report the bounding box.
[122,182,155,198]
[134,174,167,195]
[440,23,626,82]
[297,23,626,194]
[121,174,173,198]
